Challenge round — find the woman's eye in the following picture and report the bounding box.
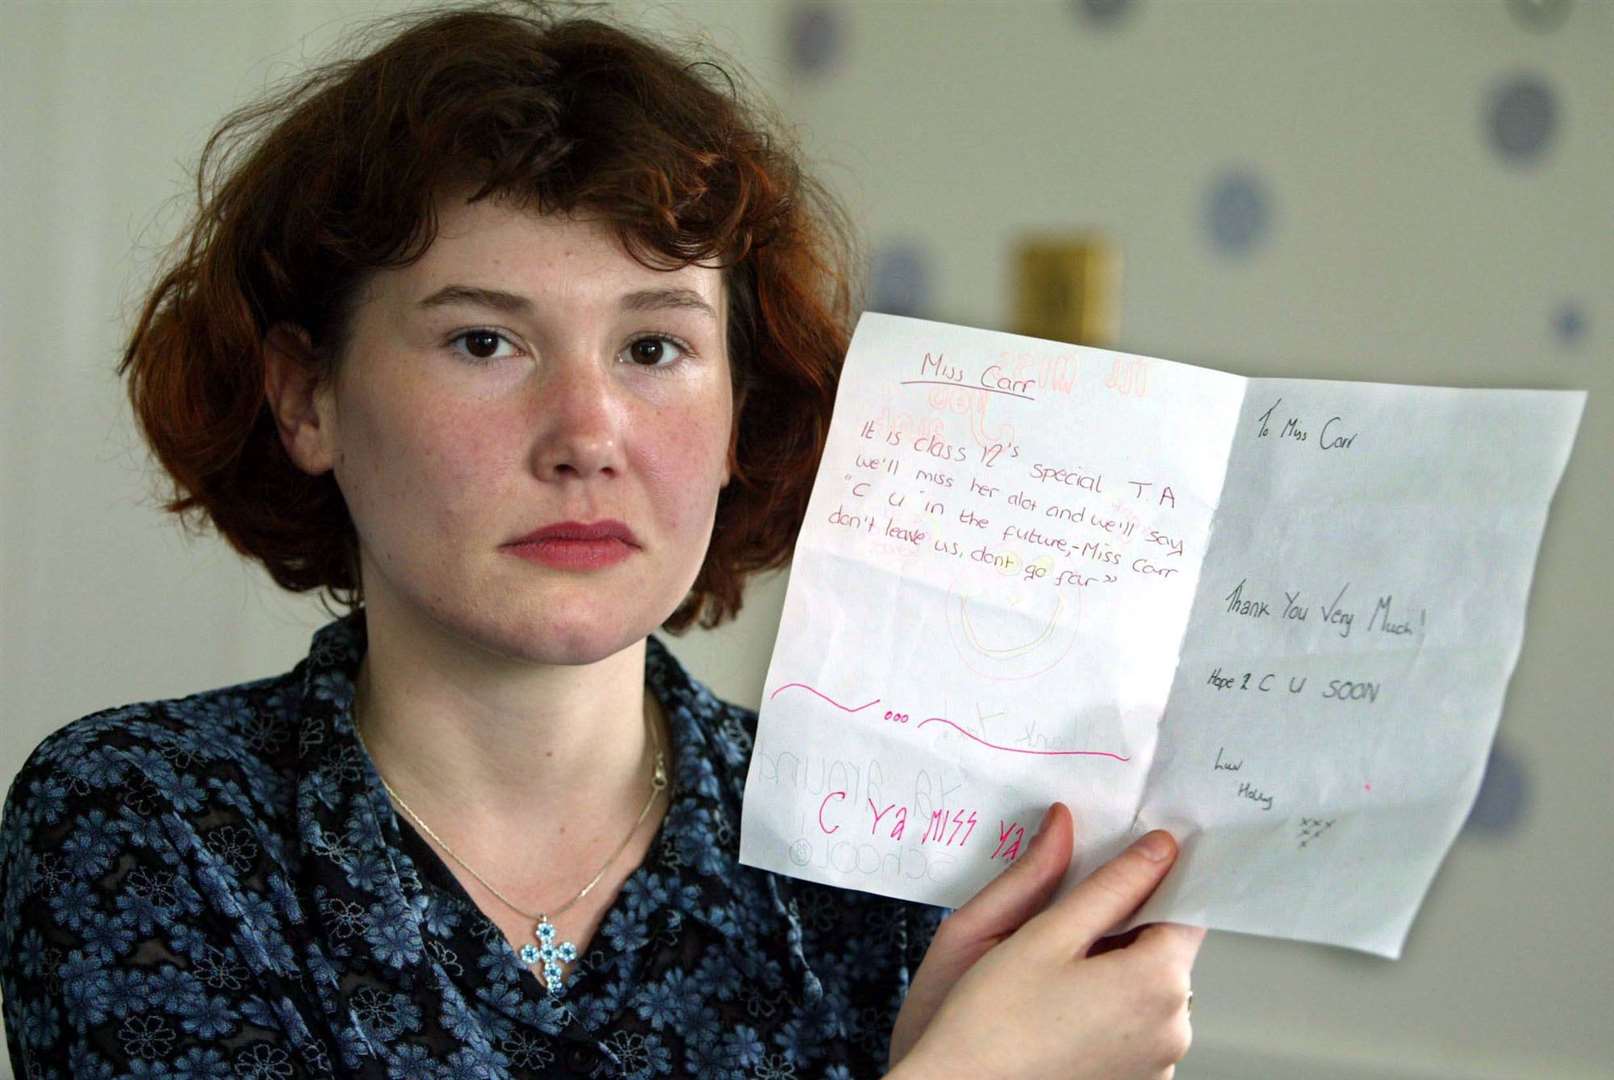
[448,329,518,363]
[622,335,689,368]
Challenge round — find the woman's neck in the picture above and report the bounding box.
[349,596,663,862]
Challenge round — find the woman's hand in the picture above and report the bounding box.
[888,803,1204,1079]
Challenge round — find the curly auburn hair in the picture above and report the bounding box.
[119,1,853,632]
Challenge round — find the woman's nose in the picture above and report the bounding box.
[527,359,626,481]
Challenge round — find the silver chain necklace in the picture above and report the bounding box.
[352,708,668,996]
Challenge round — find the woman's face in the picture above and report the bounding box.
[312,194,734,666]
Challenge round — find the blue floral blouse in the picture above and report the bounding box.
[0,613,945,1078]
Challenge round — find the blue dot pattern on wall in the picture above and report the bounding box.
[1487,74,1558,165]
[1204,170,1273,257]
[1552,302,1587,345]
[1072,0,1138,28]
[1464,737,1531,836]
[869,244,930,318]
[788,2,844,76]
[1506,0,1572,33]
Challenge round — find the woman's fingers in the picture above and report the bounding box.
[1089,920,1202,1069]
[1136,916,1213,949]
[1133,921,1207,963]
[889,802,1074,1069]
[942,801,1073,945]
[893,821,1206,1079]
[1029,829,1180,954]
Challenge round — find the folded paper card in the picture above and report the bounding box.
[737,312,1584,958]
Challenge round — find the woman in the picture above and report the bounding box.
[0,4,1201,1077]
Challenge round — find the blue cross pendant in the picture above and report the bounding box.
[518,914,578,996]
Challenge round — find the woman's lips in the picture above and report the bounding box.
[502,520,638,570]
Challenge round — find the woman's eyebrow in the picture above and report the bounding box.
[414,283,717,320]
[416,284,532,315]
[619,287,718,319]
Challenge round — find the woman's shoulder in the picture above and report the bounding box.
[1,668,306,856]
[644,635,759,773]
[695,692,759,776]
[20,668,298,772]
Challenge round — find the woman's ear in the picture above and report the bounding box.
[262,323,338,476]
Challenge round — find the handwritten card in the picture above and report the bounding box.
[737,313,1584,958]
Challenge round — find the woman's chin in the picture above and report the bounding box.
[449,607,668,670]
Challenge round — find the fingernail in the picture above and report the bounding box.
[1134,831,1172,862]
[1038,804,1057,834]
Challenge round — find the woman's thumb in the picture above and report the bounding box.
[943,801,1074,947]
[892,803,1074,1066]
[1040,828,1179,952]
